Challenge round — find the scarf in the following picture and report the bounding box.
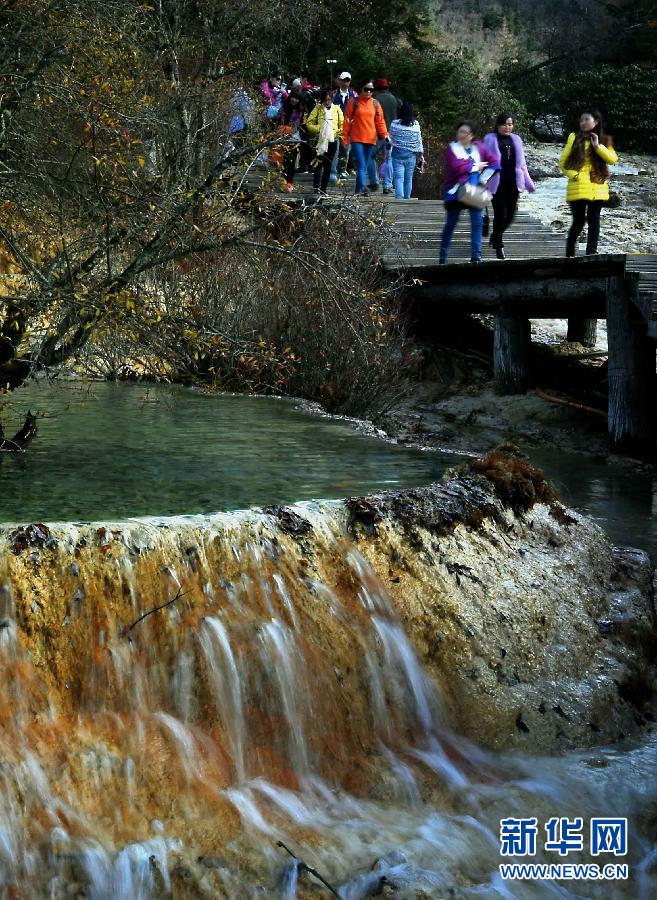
[447,141,482,195]
[449,140,481,164]
[317,108,335,155]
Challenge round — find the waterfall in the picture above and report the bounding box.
[0,480,654,897]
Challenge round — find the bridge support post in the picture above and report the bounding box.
[607,276,656,456]
[567,317,597,347]
[494,310,530,394]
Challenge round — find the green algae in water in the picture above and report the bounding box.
[0,382,460,523]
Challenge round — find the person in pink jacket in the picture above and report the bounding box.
[439,121,499,264]
[482,113,535,259]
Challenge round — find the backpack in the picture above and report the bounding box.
[349,97,381,117]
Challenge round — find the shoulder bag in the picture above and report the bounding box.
[457,182,492,209]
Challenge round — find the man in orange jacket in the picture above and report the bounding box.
[342,81,389,195]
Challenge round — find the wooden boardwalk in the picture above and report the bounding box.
[257,174,657,334]
[371,196,657,337]
[249,172,657,453]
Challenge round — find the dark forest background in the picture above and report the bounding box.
[292,0,655,149]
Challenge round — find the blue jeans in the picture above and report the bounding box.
[350,142,377,193]
[391,148,417,198]
[440,201,483,261]
[370,137,393,189]
[330,139,343,176]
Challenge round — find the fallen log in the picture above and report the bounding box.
[0,410,37,451]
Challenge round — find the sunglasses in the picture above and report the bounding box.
[363,87,374,92]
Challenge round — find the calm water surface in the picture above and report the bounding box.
[0,382,458,523]
[2,382,656,558]
[527,445,657,557]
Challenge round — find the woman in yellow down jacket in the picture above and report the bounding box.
[306,89,344,195]
[560,109,618,257]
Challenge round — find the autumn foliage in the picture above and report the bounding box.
[0,0,411,419]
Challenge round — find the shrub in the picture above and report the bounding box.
[87,201,414,418]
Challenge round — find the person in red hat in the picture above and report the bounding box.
[372,78,402,193]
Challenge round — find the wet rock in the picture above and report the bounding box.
[266,506,313,537]
[339,871,387,897]
[373,849,408,870]
[185,546,200,572]
[515,714,530,733]
[198,855,227,868]
[446,562,481,585]
[598,619,616,636]
[172,863,194,881]
[350,475,499,544]
[9,523,56,555]
[347,497,381,536]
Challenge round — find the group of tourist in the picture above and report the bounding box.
[258,75,618,262]
[438,108,617,264]
[260,72,423,199]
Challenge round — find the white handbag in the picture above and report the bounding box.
[457,182,492,209]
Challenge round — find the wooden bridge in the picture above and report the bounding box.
[256,173,657,456]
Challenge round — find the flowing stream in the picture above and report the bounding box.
[0,383,655,898]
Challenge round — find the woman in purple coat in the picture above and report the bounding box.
[439,121,499,264]
[482,112,535,259]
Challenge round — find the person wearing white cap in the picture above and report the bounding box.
[332,72,357,179]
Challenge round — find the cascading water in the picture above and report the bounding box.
[0,469,655,898]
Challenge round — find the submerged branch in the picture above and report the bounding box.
[124,586,191,635]
[276,841,340,897]
[0,410,37,452]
